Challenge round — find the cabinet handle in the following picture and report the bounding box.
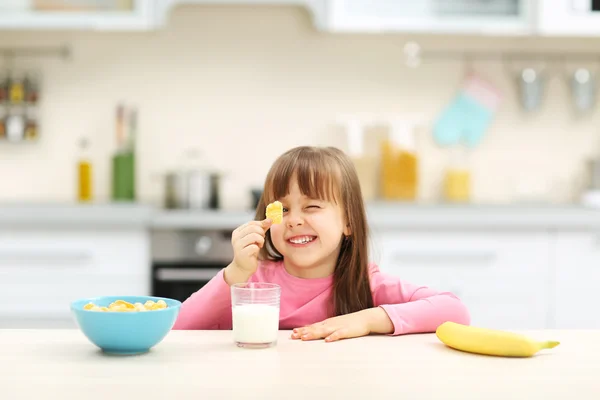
[0,250,92,264]
[156,268,221,282]
[388,251,496,265]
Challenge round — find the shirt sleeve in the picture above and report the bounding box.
[172,268,234,330]
[370,266,471,336]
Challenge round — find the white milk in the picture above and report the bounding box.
[232,304,280,344]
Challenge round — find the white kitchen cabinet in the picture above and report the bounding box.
[370,230,552,330]
[553,231,600,329]
[315,0,535,35]
[0,0,538,35]
[537,0,600,36]
[156,0,600,37]
[3,0,599,37]
[0,0,312,31]
[0,228,150,328]
[0,0,156,31]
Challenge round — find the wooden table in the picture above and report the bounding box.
[1,329,599,399]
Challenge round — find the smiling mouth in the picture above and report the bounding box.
[288,236,317,245]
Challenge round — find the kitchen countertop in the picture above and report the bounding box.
[364,202,600,230]
[0,202,154,228]
[152,203,600,230]
[1,202,600,230]
[151,208,255,230]
[1,329,598,399]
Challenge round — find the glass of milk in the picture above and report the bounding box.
[231,282,281,348]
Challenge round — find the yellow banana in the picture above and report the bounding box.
[435,321,560,357]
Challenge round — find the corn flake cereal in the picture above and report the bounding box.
[83,299,168,312]
[266,201,283,224]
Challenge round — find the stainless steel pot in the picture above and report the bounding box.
[164,170,221,210]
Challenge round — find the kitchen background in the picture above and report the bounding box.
[1,0,600,331]
[1,2,600,207]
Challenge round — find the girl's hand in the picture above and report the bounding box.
[224,219,272,285]
[291,308,394,342]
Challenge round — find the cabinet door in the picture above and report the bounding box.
[554,231,600,329]
[320,0,534,35]
[0,0,156,31]
[371,230,552,330]
[537,0,600,36]
[0,229,150,320]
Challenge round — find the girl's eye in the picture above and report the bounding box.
[282,207,289,213]
[306,205,320,209]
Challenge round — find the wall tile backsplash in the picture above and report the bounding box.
[0,5,599,209]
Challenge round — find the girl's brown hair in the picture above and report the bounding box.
[255,146,374,317]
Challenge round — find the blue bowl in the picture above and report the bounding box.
[71,295,182,355]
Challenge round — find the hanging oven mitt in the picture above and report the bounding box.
[433,75,501,148]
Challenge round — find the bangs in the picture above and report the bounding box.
[263,147,342,205]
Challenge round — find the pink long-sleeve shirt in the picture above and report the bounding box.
[172,260,470,335]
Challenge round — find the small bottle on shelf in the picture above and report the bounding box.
[77,137,93,203]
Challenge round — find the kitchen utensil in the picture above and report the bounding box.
[569,67,597,113]
[250,188,263,210]
[163,147,222,210]
[586,158,600,190]
[403,41,421,68]
[516,67,545,111]
[164,169,221,210]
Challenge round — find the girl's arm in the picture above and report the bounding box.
[172,264,252,330]
[370,266,471,336]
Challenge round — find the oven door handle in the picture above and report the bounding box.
[156,268,222,281]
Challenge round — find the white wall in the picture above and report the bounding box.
[1,5,599,209]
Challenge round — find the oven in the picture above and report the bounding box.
[150,229,234,303]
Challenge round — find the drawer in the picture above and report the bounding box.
[371,230,552,329]
[464,297,548,330]
[0,229,149,278]
[554,231,600,329]
[0,275,150,318]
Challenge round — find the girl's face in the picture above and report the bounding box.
[269,178,350,279]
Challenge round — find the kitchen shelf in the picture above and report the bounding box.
[401,45,600,66]
[0,0,156,31]
[0,45,70,60]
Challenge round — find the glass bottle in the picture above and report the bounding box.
[78,138,93,202]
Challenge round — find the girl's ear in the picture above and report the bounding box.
[343,222,351,237]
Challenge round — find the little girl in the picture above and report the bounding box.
[173,146,470,342]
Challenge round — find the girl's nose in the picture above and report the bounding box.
[286,211,304,228]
